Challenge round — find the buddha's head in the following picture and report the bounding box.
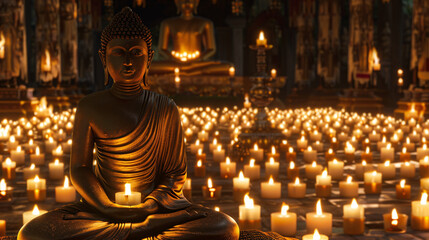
[175,0,199,15]
[99,7,153,86]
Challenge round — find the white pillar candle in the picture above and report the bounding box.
[265,157,279,178]
[339,176,359,198]
[239,194,261,221]
[213,145,225,162]
[52,145,63,158]
[233,171,250,190]
[260,176,281,199]
[364,171,382,184]
[306,199,332,235]
[377,160,396,179]
[310,130,322,142]
[249,144,263,162]
[271,203,296,236]
[327,159,344,180]
[44,137,57,153]
[220,157,236,178]
[209,138,220,152]
[316,169,331,186]
[7,136,18,151]
[61,139,72,153]
[190,140,203,154]
[343,198,364,219]
[1,158,16,180]
[25,139,37,153]
[403,137,415,152]
[303,146,317,163]
[49,159,64,180]
[302,229,329,240]
[22,205,47,225]
[10,146,25,165]
[417,144,429,161]
[55,176,76,203]
[30,147,45,165]
[288,177,306,198]
[26,175,46,201]
[23,164,40,180]
[197,130,209,142]
[297,136,308,150]
[421,178,429,191]
[411,192,429,230]
[369,130,380,142]
[410,130,421,142]
[305,161,323,180]
[400,161,415,178]
[115,183,141,206]
[243,159,260,180]
[380,143,394,162]
[355,160,374,179]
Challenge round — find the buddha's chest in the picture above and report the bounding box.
[171,22,205,39]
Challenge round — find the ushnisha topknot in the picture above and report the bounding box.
[99,7,154,68]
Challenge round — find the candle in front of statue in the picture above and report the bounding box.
[202,178,222,200]
[302,229,329,240]
[115,183,141,205]
[412,192,429,230]
[10,145,25,165]
[344,142,355,164]
[288,177,306,199]
[339,176,358,198]
[327,159,343,180]
[380,143,394,162]
[27,175,46,201]
[297,136,308,151]
[23,164,39,180]
[233,171,250,202]
[194,159,205,177]
[256,31,267,47]
[383,208,408,233]
[364,171,382,194]
[303,146,317,163]
[55,176,76,203]
[400,161,415,178]
[377,160,395,179]
[30,147,45,166]
[249,143,263,162]
[325,148,335,163]
[0,179,11,202]
[286,147,296,162]
[1,158,16,180]
[220,157,236,178]
[315,169,331,197]
[271,203,296,236]
[243,159,260,180]
[306,199,332,235]
[260,176,281,199]
[49,159,64,180]
[306,161,323,180]
[396,179,410,200]
[265,157,279,178]
[22,204,47,225]
[239,194,261,230]
[355,160,373,180]
[287,161,299,180]
[266,146,279,161]
[343,198,364,235]
[420,156,429,178]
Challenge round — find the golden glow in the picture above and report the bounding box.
[34,175,40,183]
[333,158,338,164]
[281,203,289,216]
[295,177,300,184]
[30,164,35,170]
[207,178,213,188]
[5,158,11,165]
[269,157,275,164]
[307,146,313,151]
[0,178,6,192]
[214,206,220,212]
[402,147,406,153]
[347,176,352,183]
[289,147,294,153]
[124,183,131,196]
[271,146,276,154]
[321,168,328,177]
[316,199,323,215]
[0,31,5,59]
[421,192,428,205]
[312,161,317,167]
[328,148,333,154]
[197,160,202,167]
[42,49,51,72]
[64,176,70,188]
[313,229,320,240]
[54,159,59,165]
[351,198,358,209]
[289,161,295,169]
[238,171,245,180]
[391,208,399,226]
[258,31,265,41]
[400,179,405,188]
[197,148,202,155]
[253,143,258,151]
[229,66,235,77]
[35,147,40,155]
[268,176,274,184]
[384,160,390,166]
[250,159,255,167]
[372,171,377,176]
[225,157,230,164]
[244,194,254,208]
[32,204,40,215]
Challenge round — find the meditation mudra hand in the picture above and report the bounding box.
[18,7,239,240]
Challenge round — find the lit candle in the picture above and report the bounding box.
[10,145,25,165]
[403,137,415,152]
[190,140,203,154]
[209,138,220,152]
[377,160,395,179]
[196,148,206,163]
[213,145,225,162]
[315,169,332,197]
[380,143,394,162]
[26,175,46,201]
[369,130,380,142]
[194,159,206,177]
[417,144,429,161]
[271,203,296,236]
[0,219,4,237]
[286,147,296,162]
[270,68,277,78]
[249,143,263,162]
[44,137,57,153]
[233,171,250,202]
[339,176,359,198]
[344,142,355,164]
[48,159,64,180]
[324,148,335,163]
[305,161,323,180]
[287,161,299,180]
[302,229,329,240]
[266,146,279,161]
[327,159,344,180]
[244,96,251,108]
[22,204,47,225]
[52,145,63,158]
[243,159,260,180]
[297,136,308,150]
[306,199,332,235]
[55,176,76,203]
[23,164,39,180]
[197,130,209,142]
[1,158,16,180]
[343,198,364,235]
[421,177,429,191]
[399,147,410,162]
[420,156,429,178]
[0,179,11,202]
[400,161,415,178]
[256,31,267,47]
[229,66,235,77]
[364,171,382,194]
[260,176,281,199]
[303,146,317,163]
[239,194,261,230]
[360,147,373,163]
[330,137,339,150]
[383,208,408,233]
[396,179,411,200]
[287,177,306,199]
[265,157,279,178]
[30,147,45,166]
[361,138,371,150]
[220,157,236,178]
[410,130,421,142]
[62,139,72,153]
[115,183,141,205]
[202,178,222,200]
[7,136,18,151]
[411,192,429,230]
[0,32,4,59]
[355,160,374,180]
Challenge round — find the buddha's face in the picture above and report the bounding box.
[176,0,199,15]
[105,38,148,84]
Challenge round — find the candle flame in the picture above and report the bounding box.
[391,208,399,226]
[405,161,410,166]
[5,158,11,165]
[30,163,35,170]
[281,203,289,215]
[197,148,202,155]
[244,194,254,208]
[312,161,317,167]
[271,146,276,154]
[34,175,40,183]
[289,147,294,153]
[254,144,258,151]
[239,171,244,180]
[328,148,333,154]
[9,136,15,143]
[372,171,377,176]
[421,192,428,205]
[384,160,390,166]
[333,158,338,164]
[214,206,220,212]
[322,168,328,177]
[35,147,40,155]
[0,178,6,191]
[56,145,62,153]
[347,175,352,183]
[64,176,69,188]
[43,49,51,71]
[125,183,131,196]
[250,159,255,167]
[295,177,300,184]
[425,156,429,163]
[17,146,21,152]
[400,179,405,188]
[290,161,295,169]
[269,157,275,164]
[313,229,320,240]
[226,157,231,164]
[32,204,40,215]
[402,147,406,153]
[217,145,221,151]
[351,198,358,208]
[316,199,323,215]
[268,176,274,184]
[197,160,202,167]
[54,159,59,165]
[258,31,265,41]
[207,178,213,188]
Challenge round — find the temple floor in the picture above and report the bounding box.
[0,105,429,240]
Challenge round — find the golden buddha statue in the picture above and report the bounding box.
[18,7,239,240]
[149,0,233,76]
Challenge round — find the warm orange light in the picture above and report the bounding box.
[41,49,51,72]
[400,179,406,188]
[207,178,213,188]
[124,183,131,196]
[197,160,202,167]
[250,159,255,167]
[312,229,320,240]
[316,199,323,215]
[351,198,358,208]
[347,176,353,183]
[281,203,289,216]
[268,176,274,184]
[244,194,254,208]
[32,204,40,215]
[421,192,428,205]
[391,208,399,226]
[238,171,245,180]
[0,31,4,59]
[63,176,70,188]
[295,177,300,184]
[289,161,295,169]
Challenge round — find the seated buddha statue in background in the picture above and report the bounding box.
[18,7,239,240]
[149,0,233,76]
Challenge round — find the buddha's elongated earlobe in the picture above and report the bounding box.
[104,67,109,86]
[141,72,147,87]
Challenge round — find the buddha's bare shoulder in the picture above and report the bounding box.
[75,90,111,115]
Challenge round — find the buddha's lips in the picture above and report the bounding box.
[121,69,135,75]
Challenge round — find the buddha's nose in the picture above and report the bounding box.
[124,55,132,66]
